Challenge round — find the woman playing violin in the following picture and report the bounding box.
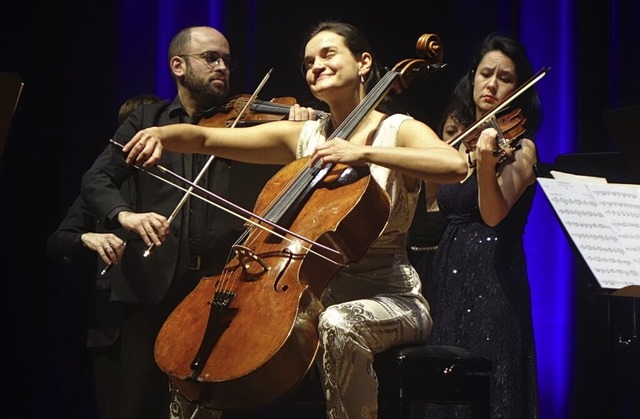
[124,20,466,418]
[425,33,542,419]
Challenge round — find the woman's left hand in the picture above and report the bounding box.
[474,128,501,168]
[310,138,365,166]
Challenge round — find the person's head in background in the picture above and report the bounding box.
[452,33,542,137]
[118,94,166,124]
[437,94,469,143]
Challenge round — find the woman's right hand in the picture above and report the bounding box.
[123,127,165,168]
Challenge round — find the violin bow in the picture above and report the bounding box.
[448,67,549,148]
[142,69,274,258]
[101,69,275,274]
[107,140,344,264]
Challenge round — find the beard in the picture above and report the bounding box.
[182,67,230,110]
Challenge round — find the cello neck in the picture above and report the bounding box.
[329,70,399,141]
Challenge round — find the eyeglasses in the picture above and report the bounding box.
[180,51,237,71]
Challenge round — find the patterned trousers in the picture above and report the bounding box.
[317,294,432,418]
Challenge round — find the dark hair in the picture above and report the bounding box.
[453,33,542,136]
[118,94,166,124]
[437,91,474,137]
[300,21,383,96]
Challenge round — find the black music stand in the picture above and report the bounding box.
[0,72,24,159]
[537,150,640,418]
[603,104,640,179]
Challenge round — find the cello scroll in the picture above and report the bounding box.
[392,33,445,92]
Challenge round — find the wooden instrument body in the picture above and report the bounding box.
[154,157,390,409]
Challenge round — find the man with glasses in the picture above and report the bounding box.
[80,26,272,419]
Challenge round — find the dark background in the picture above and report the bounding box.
[1,1,639,418]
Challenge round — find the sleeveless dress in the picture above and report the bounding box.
[297,114,433,419]
[425,170,540,419]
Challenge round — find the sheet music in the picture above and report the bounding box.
[550,170,608,184]
[538,177,640,289]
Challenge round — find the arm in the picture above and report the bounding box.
[81,109,170,247]
[123,121,303,168]
[79,231,125,265]
[475,128,537,226]
[308,118,467,184]
[46,195,125,266]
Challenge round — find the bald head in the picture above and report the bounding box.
[168,26,230,63]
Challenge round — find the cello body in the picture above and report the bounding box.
[154,157,391,410]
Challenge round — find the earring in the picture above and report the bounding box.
[360,74,365,83]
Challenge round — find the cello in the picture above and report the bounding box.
[153,33,446,410]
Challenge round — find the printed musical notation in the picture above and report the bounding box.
[538,176,640,289]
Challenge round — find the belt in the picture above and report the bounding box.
[409,245,438,252]
[188,255,202,270]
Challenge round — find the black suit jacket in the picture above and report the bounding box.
[80,97,279,305]
[46,193,128,347]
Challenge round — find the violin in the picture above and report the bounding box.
[450,107,528,168]
[200,94,328,128]
[153,33,446,410]
[447,67,549,170]
[138,85,323,260]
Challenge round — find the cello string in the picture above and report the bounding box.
[240,68,403,257]
[248,66,408,241]
[260,69,400,230]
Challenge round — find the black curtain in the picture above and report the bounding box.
[1,1,638,418]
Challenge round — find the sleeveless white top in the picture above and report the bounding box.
[296,114,425,303]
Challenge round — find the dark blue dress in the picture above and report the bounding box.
[424,170,540,419]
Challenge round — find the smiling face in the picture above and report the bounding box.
[302,30,369,106]
[472,50,518,119]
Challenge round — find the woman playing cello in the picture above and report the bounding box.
[124,21,467,418]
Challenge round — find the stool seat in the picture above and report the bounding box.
[376,344,492,418]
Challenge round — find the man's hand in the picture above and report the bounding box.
[117,211,169,247]
[81,233,126,265]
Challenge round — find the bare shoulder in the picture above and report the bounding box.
[396,116,440,147]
